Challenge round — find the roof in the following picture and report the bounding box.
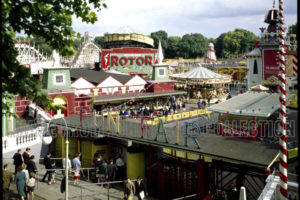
[50,114,279,167]
[208,91,293,117]
[170,66,230,80]
[246,48,261,57]
[94,91,186,104]
[69,68,134,85]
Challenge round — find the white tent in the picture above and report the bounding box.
[250,84,269,91]
[170,66,231,84]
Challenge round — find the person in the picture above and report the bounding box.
[72,152,82,177]
[23,147,31,164]
[94,155,103,185]
[106,159,118,188]
[14,165,26,200]
[73,166,80,185]
[182,103,186,111]
[135,177,147,200]
[197,100,202,109]
[3,164,14,200]
[26,155,37,174]
[202,101,206,109]
[98,159,107,187]
[115,155,125,180]
[21,163,29,197]
[42,152,52,182]
[13,149,23,174]
[26,172,36,200]
[93,153,99,166]
[63,154,72,174]
[124,177,135,200]
[226,93,232,100]
[49,160,56,185]
[207,96,211,106]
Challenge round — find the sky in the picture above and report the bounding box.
[72,0,298,39]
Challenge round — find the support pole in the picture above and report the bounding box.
[278,0,288,199]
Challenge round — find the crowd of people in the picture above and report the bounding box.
[4,148,148,200]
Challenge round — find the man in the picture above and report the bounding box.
[106,159,117,188]
[42,152,52,182]
[23,147,31,164]
[26,155,37,174]
[135,177,147,200]
[124,177,135,200]
[3,164,14,200]
[12,149,23,174]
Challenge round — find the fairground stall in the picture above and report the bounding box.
[170,65,231,103]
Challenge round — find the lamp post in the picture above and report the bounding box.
[61,117,69,200]
[45,117,69,200]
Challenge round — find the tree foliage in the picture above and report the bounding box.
[150,30,168,53]
[288,22,297,34]
[2,0,106,115]
[94,36,105,48]
[215,29,259,58]
[177,33,208,58]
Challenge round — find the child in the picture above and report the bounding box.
[74,166,80,185]
[49,160,56,185]
[27,172,36,200]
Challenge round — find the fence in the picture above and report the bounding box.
[2,123,47,154]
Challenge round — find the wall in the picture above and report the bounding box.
[147,82,175,93]
[15,96,31,117]
[49,93,76,116]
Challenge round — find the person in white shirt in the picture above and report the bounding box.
[26,172,36,200]
[63,154,72,174]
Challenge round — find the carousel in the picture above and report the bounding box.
[170,64,232,103]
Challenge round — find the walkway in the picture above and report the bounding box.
[5,163,157,200]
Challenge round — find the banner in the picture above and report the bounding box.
[263,49,280,80]
[218,124,258,140]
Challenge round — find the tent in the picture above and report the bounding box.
[170,65,231,85]
[250,85,269,91]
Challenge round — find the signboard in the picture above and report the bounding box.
[101,47,158,74]
[219,124,257,140]
[263,49,279,80]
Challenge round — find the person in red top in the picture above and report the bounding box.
[92,153,99,166]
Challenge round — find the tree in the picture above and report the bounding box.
[215,29,259,58]
[150,30,168,52]
[288,22,297,34]
[2,0,107,115]
[177,33,208,58]
[94,36,105,48]
[165,36,181,58]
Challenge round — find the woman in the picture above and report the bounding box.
[15,165,26,200]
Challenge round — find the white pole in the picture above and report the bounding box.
[62,118,69,200]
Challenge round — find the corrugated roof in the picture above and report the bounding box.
[69,68,134,85]
[208,92,280,117]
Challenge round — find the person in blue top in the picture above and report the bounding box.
[197,100,202,109]
[124,109,129,117]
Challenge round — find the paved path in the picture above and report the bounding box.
[5,163,157,200]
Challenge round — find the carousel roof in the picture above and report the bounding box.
[250,84,269,91]
[170,66,231,84]
[170,66,229,79]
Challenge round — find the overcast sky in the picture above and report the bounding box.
[72,0,297,38]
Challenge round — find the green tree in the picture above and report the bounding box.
[94,36,105,48]
[215,29,259,58]
[150,30,168,52]
[2,0,107,115]
[288,22,297,34]
[165,36,181,58]
[177,33,208,58]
